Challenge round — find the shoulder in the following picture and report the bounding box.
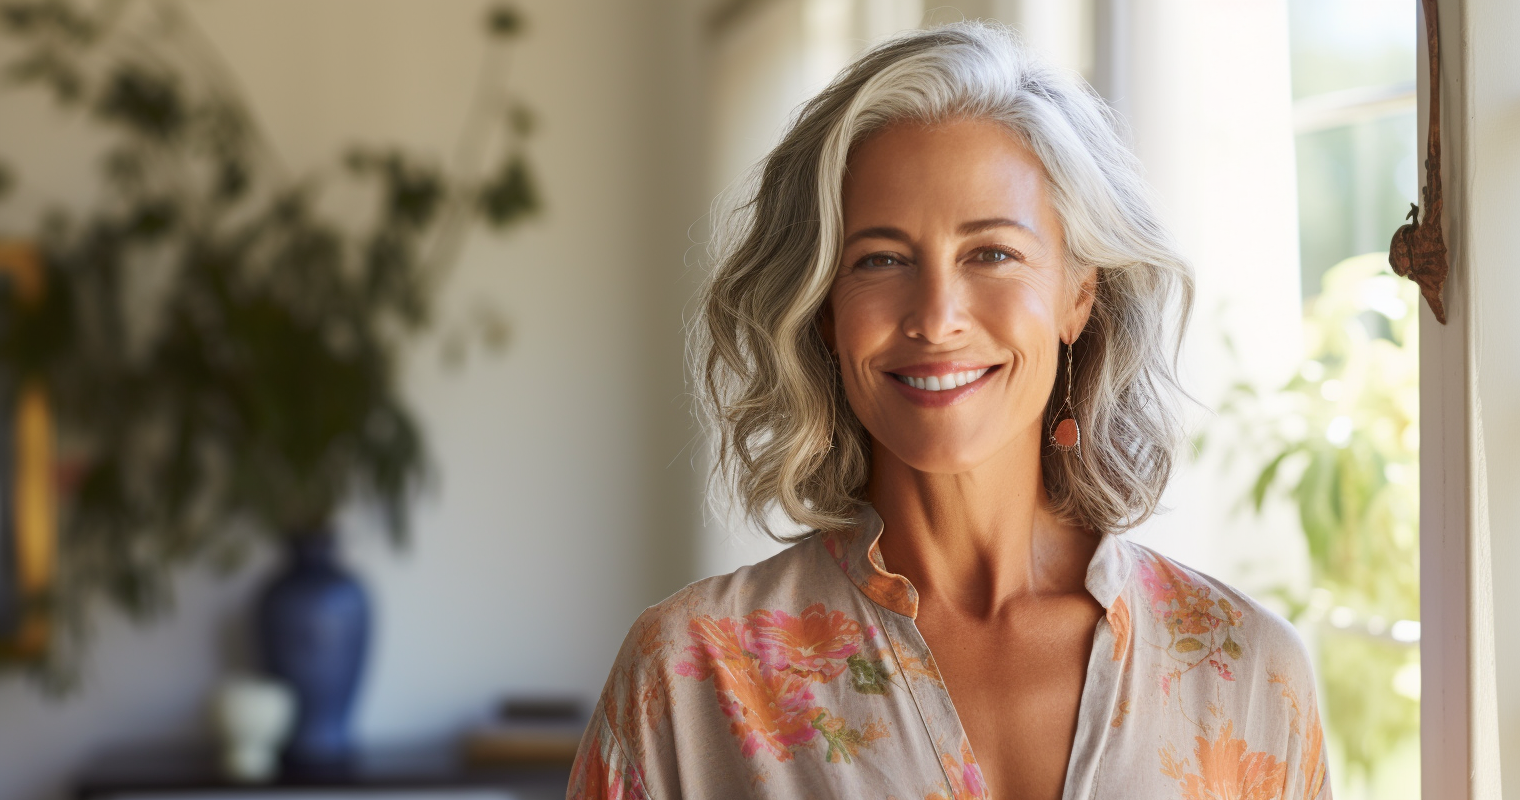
[591,534,849,723]
[1114,541,1329,798]
[1118,540,1315,682]
[617,535,840,657]
[573,536,850,795]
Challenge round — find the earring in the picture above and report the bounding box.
[1049,340,1080,454]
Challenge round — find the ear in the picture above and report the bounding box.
[1064,266,1098,343]
[817,299,837,353]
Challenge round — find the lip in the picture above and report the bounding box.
[885,363,1001,408]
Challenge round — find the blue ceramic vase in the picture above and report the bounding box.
[256,531,371,775]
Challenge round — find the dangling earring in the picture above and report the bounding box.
[1049,340,1080,454]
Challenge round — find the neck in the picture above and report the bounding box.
[867,424,1098,619]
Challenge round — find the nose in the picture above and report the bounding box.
[901,261,968,344]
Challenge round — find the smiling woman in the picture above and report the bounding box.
[570,22,1330,800]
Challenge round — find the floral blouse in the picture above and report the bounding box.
[569,506,1331,799]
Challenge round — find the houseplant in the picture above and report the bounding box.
[0,0,540,759]
[1205,253,1420,789]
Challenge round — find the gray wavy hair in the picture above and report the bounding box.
[694,21,1194,539]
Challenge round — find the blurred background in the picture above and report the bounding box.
[0,0,1420,798]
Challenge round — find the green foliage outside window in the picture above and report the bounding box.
[1207,252,1419,792]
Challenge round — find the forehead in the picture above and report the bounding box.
[841,118,1053,230]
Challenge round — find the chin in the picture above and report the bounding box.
[880,437,999,477]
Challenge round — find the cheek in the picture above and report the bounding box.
[977,274,1060,328]
[984,287,1061,395]
[824,290,897,427]
[827,283,899,363]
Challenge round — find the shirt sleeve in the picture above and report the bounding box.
[1276,627,1332,800]
[1290,689,1332,800]
[569,599,689,800]
[567,704,655,800]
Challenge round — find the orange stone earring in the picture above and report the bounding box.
[1050,340,1080,454]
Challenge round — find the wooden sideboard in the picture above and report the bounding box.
[74,750,571,800]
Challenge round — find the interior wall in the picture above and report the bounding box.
[1097,0,1309,596]
[0,1,706,797]
[1467,0,1520,791]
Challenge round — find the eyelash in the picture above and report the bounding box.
[856,253,904,269]
[976,246,1023,264]
[852,246,1024,270]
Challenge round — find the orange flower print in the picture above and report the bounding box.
[718,655,823,760]
[1300,711,1327,800]
[1111,700,1132,728]
[925,741,989,800]
[674,615,753,683]
[676,606,889,764]
[748,604,868,681]
[1139,556,1240,637]
[899,652,944,686]
[676,615,818,760]
[1109,595,1132,662]
[1160,720,1287,800]
[568,730,647,800]
[1268,672,1328,799]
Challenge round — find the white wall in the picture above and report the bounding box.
[0,1,707,797]
[1467,0,1520,791]
[1078,0,1310,599]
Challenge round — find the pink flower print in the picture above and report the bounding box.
[823,534,851,571]
[717,659,821,760]
[675,615,754,682]
[1138,556,1233,638]
[746,604,865,682]
[676,605,882,764]
[677,614,822,761]
[926,741,990,800]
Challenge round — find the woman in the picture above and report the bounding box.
[570,22,1329,800]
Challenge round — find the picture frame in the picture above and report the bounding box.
[0,241,55,660]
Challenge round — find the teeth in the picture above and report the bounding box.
[896,367,990,391]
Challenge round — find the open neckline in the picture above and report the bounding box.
[820,504,1134,800]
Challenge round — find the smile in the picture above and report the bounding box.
[891,367,990,391]
[885,363,1001,408]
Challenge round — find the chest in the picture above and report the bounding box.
[915,596,1104,800]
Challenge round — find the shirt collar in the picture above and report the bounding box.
[821,504,1133,619]
[820,505,919,618]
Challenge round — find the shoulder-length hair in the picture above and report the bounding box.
[694,21,1194,539]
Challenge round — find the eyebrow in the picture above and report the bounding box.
[841,217,1034,248]
[959,217,1033,236]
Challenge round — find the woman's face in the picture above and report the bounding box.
[824,118,1095,476]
